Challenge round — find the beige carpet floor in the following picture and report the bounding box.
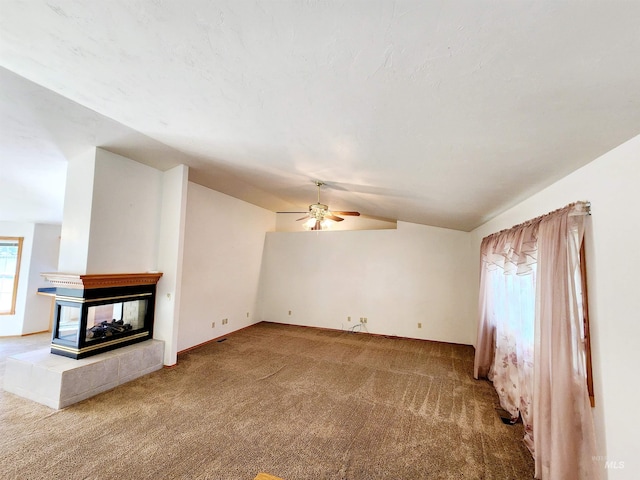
[0,322,534,479]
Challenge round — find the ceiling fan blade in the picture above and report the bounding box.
[325,214,344,222]
[332,211,360,216]
[296,215,310,221]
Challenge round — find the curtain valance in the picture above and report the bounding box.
[481,202,590,275]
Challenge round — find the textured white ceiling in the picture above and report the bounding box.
[1,1,639,230]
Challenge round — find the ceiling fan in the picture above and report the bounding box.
[295,181,360,231]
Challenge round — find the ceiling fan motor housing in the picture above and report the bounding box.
[309,203,329,219]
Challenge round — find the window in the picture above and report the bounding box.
[0,237,23,315]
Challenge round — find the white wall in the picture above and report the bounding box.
[259,221,476,345]
[177,182,276,352]
[0,221,60,336]
[86,148,163,273]
[57,148,95,273]
[22,223,61,333]
[58,148,164,274]
[470,134,640,480]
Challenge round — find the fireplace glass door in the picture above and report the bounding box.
[85,299,148,342]
[55,304,81,343]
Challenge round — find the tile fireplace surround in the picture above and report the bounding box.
[3,272,165,409]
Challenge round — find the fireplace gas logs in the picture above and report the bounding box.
[86,319,133,339]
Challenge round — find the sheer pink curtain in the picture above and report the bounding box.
[474,202,599,480]
[474,223,538,449]
[474,236,496,379]
[533,203,598,479]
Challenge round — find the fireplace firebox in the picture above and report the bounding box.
[41,272,163,359]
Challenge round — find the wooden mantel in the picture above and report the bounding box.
[40,272,163,290]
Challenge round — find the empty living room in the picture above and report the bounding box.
[1,2,638,479]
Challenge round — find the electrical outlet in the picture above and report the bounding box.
[363,318,368,324]
[211,321,215,328]
[288,310,292,316]
[247,312,250,318]
[418,322,422,328]
[347,316,351,322]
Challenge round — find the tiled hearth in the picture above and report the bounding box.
[4,339,163,409]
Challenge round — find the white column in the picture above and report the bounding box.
[154,164,188,366]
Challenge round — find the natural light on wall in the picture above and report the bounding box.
[0,237,23,315]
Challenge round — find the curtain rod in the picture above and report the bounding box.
[485,201,591,241]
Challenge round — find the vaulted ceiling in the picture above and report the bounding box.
[1,1,639,230]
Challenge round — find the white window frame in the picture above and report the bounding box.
[0,237,23,315]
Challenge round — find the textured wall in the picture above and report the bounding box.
[177,182,275,352]
[259,221,476,345]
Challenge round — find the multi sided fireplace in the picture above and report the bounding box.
[41,272,163,359]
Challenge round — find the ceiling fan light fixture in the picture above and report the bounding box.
[302,216,331,231]
[303,217,317,230]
